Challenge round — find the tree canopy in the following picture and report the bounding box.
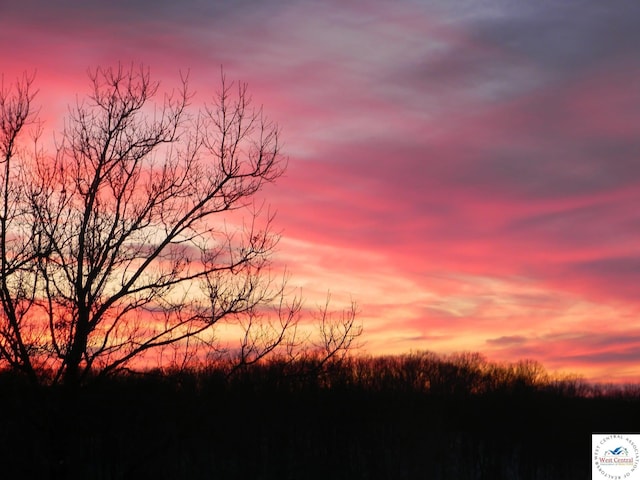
[0,65,360,384]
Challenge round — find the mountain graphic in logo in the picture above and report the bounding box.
[606,446,629,456]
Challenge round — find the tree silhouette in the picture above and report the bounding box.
[0,72,43,383]
[0,65,360,385]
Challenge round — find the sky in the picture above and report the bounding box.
[1,0,640,382]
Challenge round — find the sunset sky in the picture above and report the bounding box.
[2,0,640,382]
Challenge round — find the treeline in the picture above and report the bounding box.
[199,350,637,400]
[0,351,638,479]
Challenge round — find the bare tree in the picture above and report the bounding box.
[0,64,360,385]
[314,297,361,367]
[0,73,43,382]
[206,294,362,380]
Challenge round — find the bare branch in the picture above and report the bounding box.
[0,65,360,386]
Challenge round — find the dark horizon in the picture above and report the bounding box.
[1,352,638,479]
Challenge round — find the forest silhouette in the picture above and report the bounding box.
[1,65,638,479]
[1,351,638,479]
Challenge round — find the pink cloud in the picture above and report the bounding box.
[2,0,640,381]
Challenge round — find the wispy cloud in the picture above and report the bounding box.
[1,0,639,380]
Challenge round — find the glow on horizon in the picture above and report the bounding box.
[2,0,640,383]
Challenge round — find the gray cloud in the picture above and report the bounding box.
[563,347,640,365]
[572,256,640,284]
[486,335,527,346]
[446,0,640,75]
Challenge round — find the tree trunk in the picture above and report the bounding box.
[63,308,90,386]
